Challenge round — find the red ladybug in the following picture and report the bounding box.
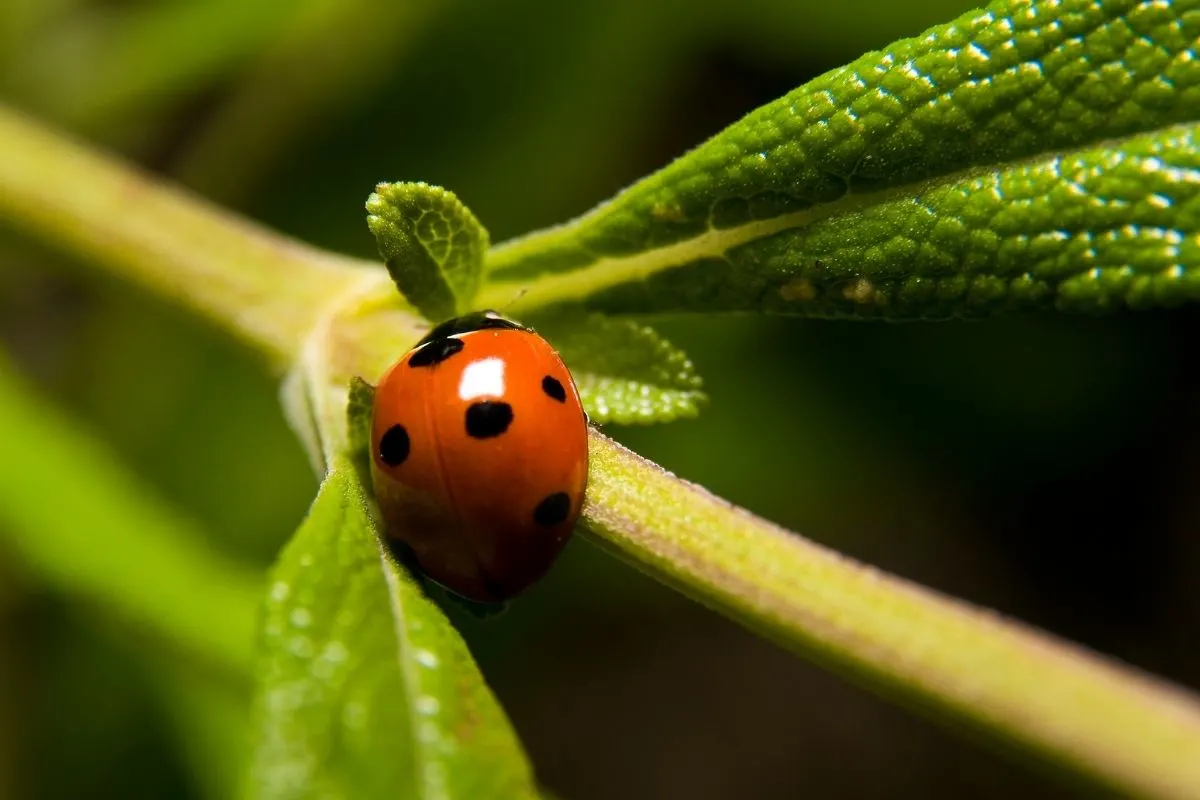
[369,310,589,602]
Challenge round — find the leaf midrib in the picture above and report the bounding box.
[480,124,1198,313]
[379,537,441,800]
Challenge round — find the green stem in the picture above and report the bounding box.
[582,433,1200,799]
[5,105,1200,799]
[0,104,373,367]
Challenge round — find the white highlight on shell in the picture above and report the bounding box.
[458,356,505,400]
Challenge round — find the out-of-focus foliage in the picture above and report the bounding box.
[248,460,538,800]
[2,1,1199,798]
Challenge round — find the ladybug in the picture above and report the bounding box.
[369,310,589,603]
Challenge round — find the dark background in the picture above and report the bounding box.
[2,0,1198,797]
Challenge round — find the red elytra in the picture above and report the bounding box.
[369,311,589,602]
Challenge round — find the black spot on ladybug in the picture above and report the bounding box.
[408,337,464,367]
[379,424,410,466]
[465,401,513,438]
[541,375,566,402]
[533,492,571,527]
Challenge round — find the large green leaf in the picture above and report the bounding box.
[478,0,1200,318]
[246,457,537,800]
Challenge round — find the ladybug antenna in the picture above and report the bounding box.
[498,287,529,313]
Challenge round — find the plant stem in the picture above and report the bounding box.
[582,432,1200,799]
[0,104,373,368]
[5,104,1200,799]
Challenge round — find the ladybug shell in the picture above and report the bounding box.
[369,316,588,602]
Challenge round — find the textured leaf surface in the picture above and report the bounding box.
[367,182,489,322]
[477,0,1200,319]
[591,123,1200,318]
[247,458,537,800]
[525,310,705,424]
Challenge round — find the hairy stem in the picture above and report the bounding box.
[4,105,1200,799]
[583,433,1200,800]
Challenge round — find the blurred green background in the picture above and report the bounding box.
[2,0,1199,797]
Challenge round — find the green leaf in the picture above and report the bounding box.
[367,182,489,323]
[346,376,375,470]
[525,309,706,424]
[9,50,1200,798]
[477,0,1200,319]
[590,123,1200,318]
[247,457,537,800]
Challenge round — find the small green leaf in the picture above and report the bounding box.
[346,376,375,471]
[247,457,537,800]
[366,182,489,323]
[525,310,705,424]
[476,0,1200,319]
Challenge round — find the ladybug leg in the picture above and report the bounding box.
[380,535,509,618]
[438,588,510,620]
[381,536,430,587]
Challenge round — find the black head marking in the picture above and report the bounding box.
[378,424,410,466]
[417,311,524,346]
[533,492,572,527]
[541,375,567,403]
[465,401,513,438]
[408,336,464,368]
